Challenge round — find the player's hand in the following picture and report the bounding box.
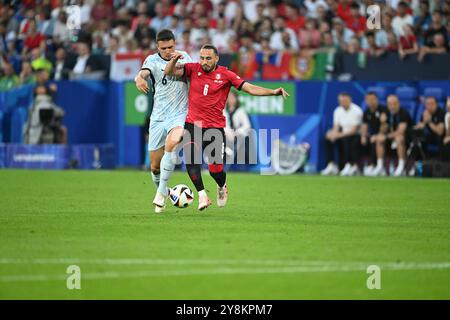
[274,87,289,99]
[135,76,149,94]
[169,51,184,60]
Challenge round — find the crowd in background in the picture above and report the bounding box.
[0,0,450,91]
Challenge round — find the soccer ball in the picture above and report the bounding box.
[169,184,194,208]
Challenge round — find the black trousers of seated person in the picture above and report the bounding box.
[443,142,450,162]
[325,134,360,169]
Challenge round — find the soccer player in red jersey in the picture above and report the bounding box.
[165,44,289,210]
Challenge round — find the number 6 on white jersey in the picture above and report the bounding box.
[203,84,209,96]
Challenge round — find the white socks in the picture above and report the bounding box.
[151,172,160,188]
[157,151,176,197]
[198,190,207,198]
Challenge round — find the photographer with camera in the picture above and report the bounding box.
[23,84,67,145]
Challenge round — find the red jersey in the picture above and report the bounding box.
[184,63,245,128]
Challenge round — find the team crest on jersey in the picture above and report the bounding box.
[216,74,221,80]
[198,72,202,76]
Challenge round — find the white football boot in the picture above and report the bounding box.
[152,191,166,213]
[198,193,212,211]
[217,184,228,208]
[340,163,351,176]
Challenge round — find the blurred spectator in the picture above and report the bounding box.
[270,17,299,51]
[22,19,46,56]
[178,30,195,56]
[418,33,449,61]
[371,95,412,177]
[112,20,134,52]
[224,91,252,164]
[298,18,321,49]
[392,1,414,36]
[413,96,445,159]
[336,0,352,23]
[190,17,209,47]
[285,3,305,30]
[363,31,385,56]
[50,47,70,80]
[346,2,366,37]
[386,31,399,51]
[235,33,258,79]
[414,0,432,35]
[150,2,171,32]
[91,0,113,21]
[346,36,362,54]
[443,97,450,161]
[305,0,328,19]
[131,1,151,32]
[69,41,102,77]
[210,18,235,53]
[53,11,70,44]
[0,62,19,91]
[423,10,449,48]
[399,24,419,58]
[19,60,36,85]
[361,92,388,176]
[332,17,354,51]
[35,68,57,97]
[30,47,53,73]
[321,92,363,176]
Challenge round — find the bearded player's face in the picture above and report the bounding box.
[157,39,176,60]
[199,49,218,72]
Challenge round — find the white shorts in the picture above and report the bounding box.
[147,113,187,152]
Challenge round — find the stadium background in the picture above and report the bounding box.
[0,0,449,171]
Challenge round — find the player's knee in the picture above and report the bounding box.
[208,164,224,173]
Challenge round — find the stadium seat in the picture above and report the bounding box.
[423,87,443,101]
[395,86,418,119]
[395,86,417,101]
[10,107,28,143]
[366,86,387,101]
[0,111,3,142]
[401,101,417,120]
[415,104,425,123]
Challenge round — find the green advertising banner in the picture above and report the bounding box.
[125,81,152,125]
[235,81,296,116]
[125,81,295,125]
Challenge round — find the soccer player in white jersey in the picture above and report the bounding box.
[134,29,192,213]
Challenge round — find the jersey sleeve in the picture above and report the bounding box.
[226,69,246,90]
[183,62,196,78]
[141,55,155,75]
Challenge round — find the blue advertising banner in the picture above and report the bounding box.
[6,144,70,169]
[0,143,5,168]
[71,144,116,170]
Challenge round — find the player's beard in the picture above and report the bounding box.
[202,62,216,73]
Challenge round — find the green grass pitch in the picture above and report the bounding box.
[0,169,449,299]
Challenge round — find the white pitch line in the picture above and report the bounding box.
[0,261,449,282]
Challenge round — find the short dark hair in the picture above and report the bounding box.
[366,91,378,97]
[156,29,175,42]
[425,96,438,103]
[200,44,219,55]
[339,92,352,98]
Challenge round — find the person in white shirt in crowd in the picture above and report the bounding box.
[321,92,363,176]
[224,90,252,163]
[392,1,414,36]
[270,16,299,52]
[304,0,328,19]
[210,18,236,54]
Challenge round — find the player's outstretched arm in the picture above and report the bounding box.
[134,69,150,94]
[241,82,290,99]
[164,52,185,78]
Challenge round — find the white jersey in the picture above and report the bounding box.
[141,50,191,121]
